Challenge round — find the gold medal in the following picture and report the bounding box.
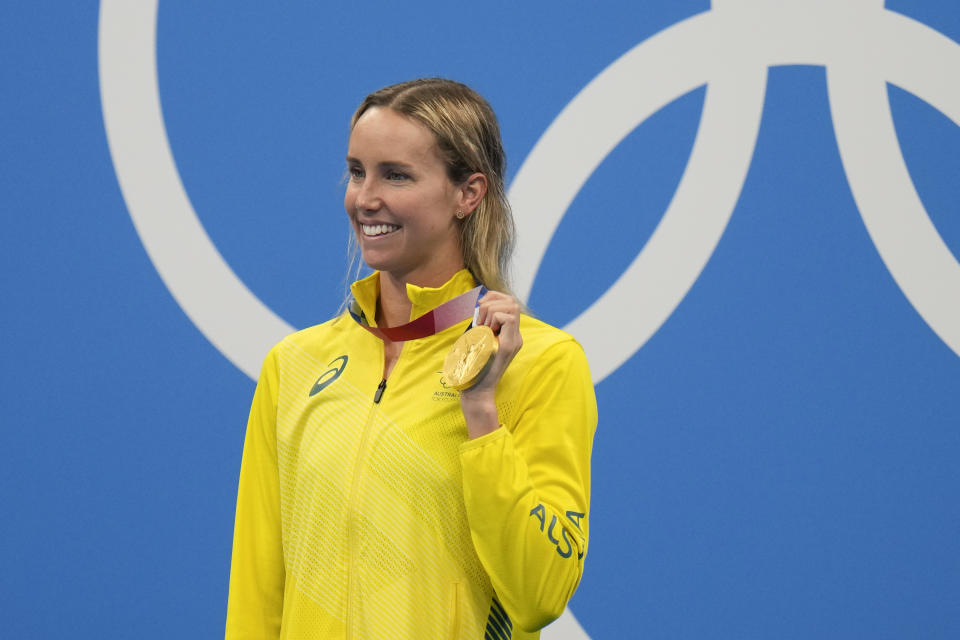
[442,326,499,391]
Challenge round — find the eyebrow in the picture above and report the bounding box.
[345,156,416,171]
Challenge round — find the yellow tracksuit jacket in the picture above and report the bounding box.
[226,269,597,639]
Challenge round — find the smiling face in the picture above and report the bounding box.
[344,107,466,287]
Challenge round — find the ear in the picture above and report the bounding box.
[456,173,488,217]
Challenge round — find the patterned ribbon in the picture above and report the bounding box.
[348,285,487,342]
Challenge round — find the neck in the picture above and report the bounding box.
[376,272,413,328]
[375,267,463,328]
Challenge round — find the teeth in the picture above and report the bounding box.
[361,223,399,236]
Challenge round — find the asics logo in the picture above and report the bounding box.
[309,356,348,396]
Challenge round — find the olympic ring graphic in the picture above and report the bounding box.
[510,0,960,383]
[99,1,960,637]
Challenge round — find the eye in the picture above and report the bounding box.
[347,165,364,180]
[386,170,410,182]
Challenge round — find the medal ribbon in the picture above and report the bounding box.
[349,285,487,342]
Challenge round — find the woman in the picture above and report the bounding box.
[226,78,597,640]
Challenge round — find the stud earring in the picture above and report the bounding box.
[455,210,465,219]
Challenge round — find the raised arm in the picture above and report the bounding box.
[459,296,597,632]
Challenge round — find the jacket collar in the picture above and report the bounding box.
[349,269,476,327]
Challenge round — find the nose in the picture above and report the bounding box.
[352,179,382,214]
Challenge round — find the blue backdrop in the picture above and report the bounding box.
[3,1,959,638]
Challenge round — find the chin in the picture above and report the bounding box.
[358,249,398,275]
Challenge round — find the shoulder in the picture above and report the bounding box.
[515,314,591,375]
[282,314,347,346]
[519,314,582,353]
[261,312,356,370]
[501,314,597,426]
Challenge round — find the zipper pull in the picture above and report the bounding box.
[373,378,387,403]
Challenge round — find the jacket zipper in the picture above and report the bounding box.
[345,394,380,639]
[345,344,400,637]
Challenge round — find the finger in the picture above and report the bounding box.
[469,316,522,392]
[476,291,504,327]
[486,306,519,335]
[492,311,521,354]
[476,296,520,328]
[475,290,514,320]
[486,313,522,380]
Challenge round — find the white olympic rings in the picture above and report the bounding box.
[510,0,960,383]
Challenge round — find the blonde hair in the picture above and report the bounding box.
[349,78,515,294]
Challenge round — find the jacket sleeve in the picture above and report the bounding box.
[225,346,285,639]
[459,339,597,632]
